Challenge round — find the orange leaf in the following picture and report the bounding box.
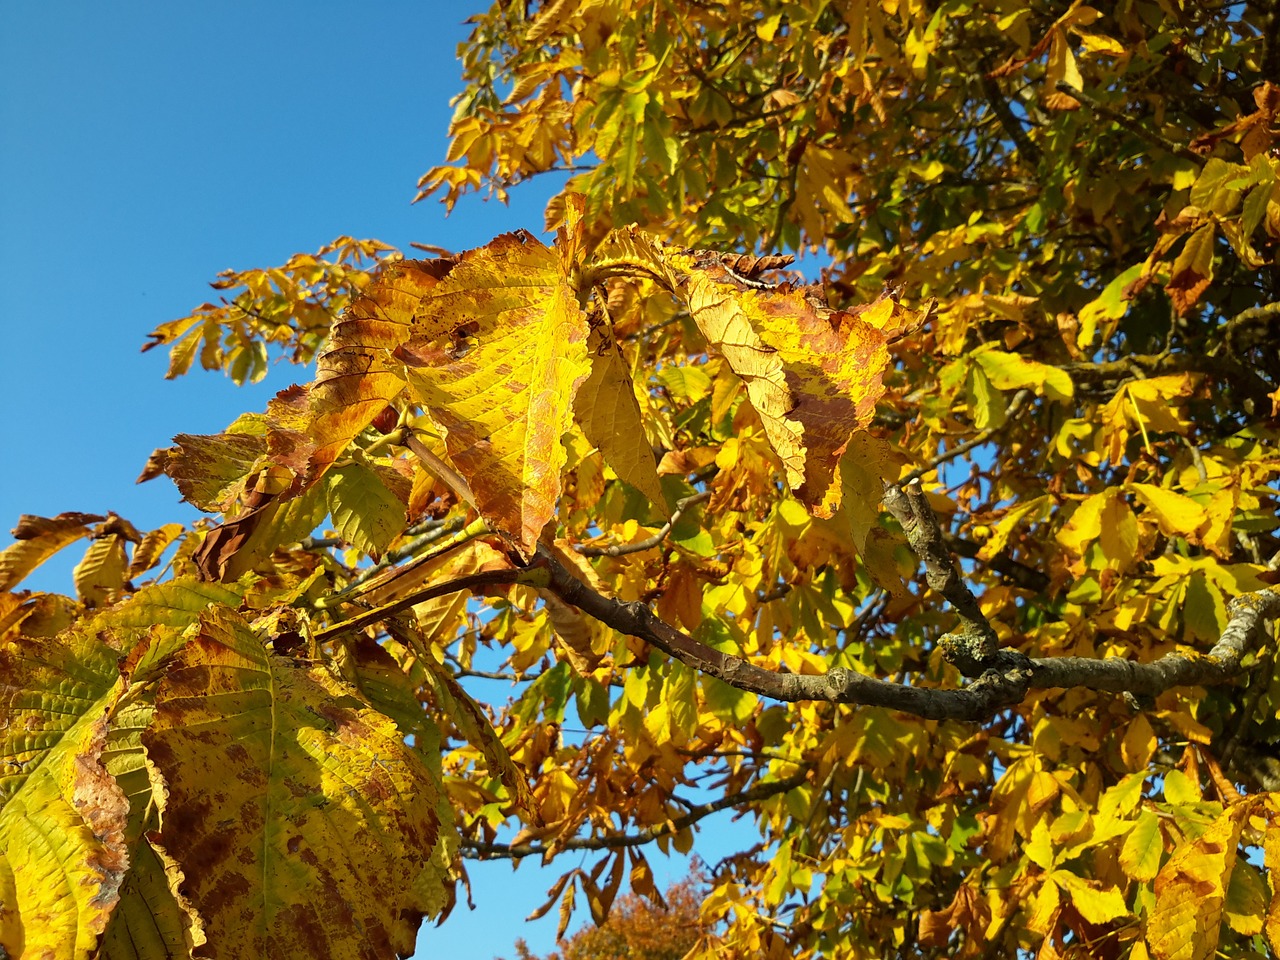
[681,258,893,516]
[309,258,456,477]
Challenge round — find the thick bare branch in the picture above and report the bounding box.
[312,537,1280,724]
[531,545,1280,722]
[882,479,1000,669]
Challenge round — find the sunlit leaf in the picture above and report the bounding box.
[396,231,591,555]
[143,607,453,959]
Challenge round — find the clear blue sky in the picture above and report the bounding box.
[0,4,738,957]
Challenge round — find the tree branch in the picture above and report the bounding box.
[1055,82,1203,164]
[882,479,1000,670]
[459,769,808,860]
[577,490,713,558]
[529,543,1280,722]
[980,71,1041,166]
[314,567,531,643]
[319,515,475,604]
[310,522,1280,724]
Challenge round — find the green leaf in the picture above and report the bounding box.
[657,363,713,403]
[1119,809,1163,881]
[701,675,758,723]
[326,461,406,558]
[966,363,1006,430]
[972,345,1074,402]
[574,676,611,728]
[1077,263,1143,348]
[666,662,698,741]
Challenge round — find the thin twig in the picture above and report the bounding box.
[460,769,808,860]
[578,490,713,558]
[944,534,1050,592]
[902,390,1031,484]
[314,567,532,643]
[320,515,474,604]
[1055,82,1202,164]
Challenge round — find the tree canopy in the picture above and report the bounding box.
[4,2,1280,959]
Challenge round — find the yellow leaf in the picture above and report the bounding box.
[972,345,1074,402]
[1098,491,1141,572]
[0,512,103,593]
[72,534,128,608]
[325,461,407,559]
[1126,376,1200,433]
[978,496,1048,561]
[1130,483,1208,540]
[397,231,592,556]
[1223,860,1266,936]
[1026,877,1061,936]
[1057,491,1107,553]
[756,11,782,40]
[1045,28,1082,105]
[1121,713,1157,771]
[573,310,668,512]
[0,630,130,960]
[1162,769,1202,804]
[128,522,186,579]
[1147,804,1249,960]
[1026,819,1056,871]
[1264,806,1280,953]
[1077,29,1127,56]
[838,434,899,555]
[1050,871,1130,924]
[399,623,539,822]
[1076,263,1143,348]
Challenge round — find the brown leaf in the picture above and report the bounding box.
[681,256,892,516]
[309,257,457,478]
[135,446,176,484]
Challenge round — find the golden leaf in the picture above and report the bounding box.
[573,306,668,511]
[310,257,456,476]
[396,231,591,556]
[1148,803,1251,960]
[0,513,104,593]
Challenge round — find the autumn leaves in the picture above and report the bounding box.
[294,205,916,570]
